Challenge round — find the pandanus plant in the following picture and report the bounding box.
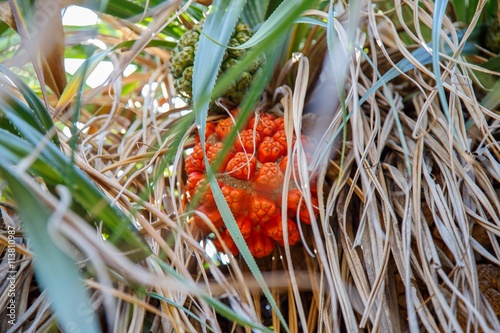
[0,0,500,332]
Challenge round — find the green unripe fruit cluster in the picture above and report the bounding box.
[169,20,264,105]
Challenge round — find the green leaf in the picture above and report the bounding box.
[211,0,320,104]
[0,98,151,262]
[0,65,60,146]
[235,0,313,49]
[81,0,167,20]
[0,91,47,137]
[451,0,466,23]
[147,292,215,332]
[55,49,109,115]
[212,47,286,330]
[266,0,286,20]
[0,130,63,183]
[324,0,353,182]
[0,21,8,34]
[242,0,270,26]
[432,0,451,121]
[155,259,274,333]
[466,0,480,24]
[192,0,246,115]
[0,162,100,333]
[295,16,326,27]
[450,0,496,25]
[481,78,500,110]
[473,55,500,89]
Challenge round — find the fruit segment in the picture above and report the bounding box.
[298,196,319,225]
[235,129,260,153]
[186,172,204,198]
[286,189,302,213]
[255,163,284,191]
[247,229,275,258]
[249,196,278,225]
[195,122,216,143]
[213,229,239,255]
[247,114,277,137]
[206,142,234,171]
[215,117,235,139]
[221,185,248,213]
[272,130,289,149]
[190,142,206,171]
[195,181,216,208]
[235,216,253,238]
[193,205,223,233]
[225,152,257,180]
[257,137,286,163]
[274,117,285,131]
[287,189,319,224]
[264,216,301,246]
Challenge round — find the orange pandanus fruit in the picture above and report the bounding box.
[185,110,318,258]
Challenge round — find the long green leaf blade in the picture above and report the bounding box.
[155,259,274,333]
[0,130,63,183]
[0,65,60,146]
[190,0,293,331]
[432,0,450,121]
[0,162,100,333]
[235,0,312,49]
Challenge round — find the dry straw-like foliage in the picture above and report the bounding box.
[1,0,499,332]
